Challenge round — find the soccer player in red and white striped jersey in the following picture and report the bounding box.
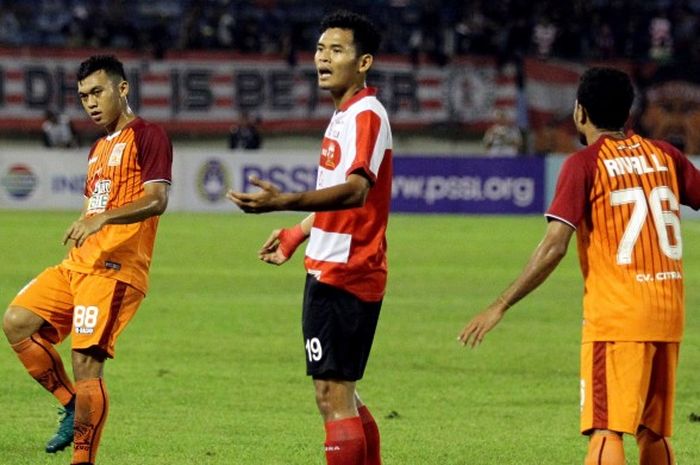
[228,10,391,465]
[459,67,700,465]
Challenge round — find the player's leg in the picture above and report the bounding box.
[71,349,107,465]
[636,427,674,465]
[584,430,625,465]
[636,342,678,465]
[355,392,381,465]
[579,341,649,465]
[315,378,366,465]
[69,275,143,465]
[3,306,75,405]
[3,268,77,453]
[302,275,382,465]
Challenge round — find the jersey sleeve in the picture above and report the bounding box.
[654,140,700,210]
[346,109,383,184]
[135,123,173,184]
[545,153,594,228]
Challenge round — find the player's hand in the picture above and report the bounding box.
[227,176,282,213]
[458,305,506,348]
[258,229,291,265]
[62,214,107,247]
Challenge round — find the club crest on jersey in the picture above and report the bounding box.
[108,143,126,166]
[320,138,341,170]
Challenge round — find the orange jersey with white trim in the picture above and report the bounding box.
[62,118,172,294]
[304,87,393,302]
[547,133,700,342]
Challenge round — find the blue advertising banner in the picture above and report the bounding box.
[392,157,545,214]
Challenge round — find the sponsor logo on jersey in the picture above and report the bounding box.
[320,138,341,170]
[87,179,111,213]
[105,260,122,271]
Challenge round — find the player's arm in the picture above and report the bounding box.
[258,213,315,266]
[458,219,575,348]
[227,172,370,213]
[63,182,169,247]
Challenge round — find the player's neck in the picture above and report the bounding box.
[332,82,366,109]
[587,127,626,145]
[105,109,136,135]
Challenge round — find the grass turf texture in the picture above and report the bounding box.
[1,211,699,465]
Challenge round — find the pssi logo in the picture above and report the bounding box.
[1,164,37,199]
[198,159,230,202]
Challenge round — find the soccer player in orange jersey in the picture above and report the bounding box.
[3,55,172,465]
[459,67,700,465]
[228,11,391,465]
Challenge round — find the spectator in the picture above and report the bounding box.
[41,109,79,149]
[0,5,21,46]
[649,11,673,61]
[636,65,700,155]
[228,112,261,150]
[532,14,557,58]
[482,109,522,156]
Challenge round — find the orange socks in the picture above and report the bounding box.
[585,432,625,465]
[637,429,675,465]
[324,416,366,465]
[11,335,75,405]
[72,378,109,465]
[358,405,381,465]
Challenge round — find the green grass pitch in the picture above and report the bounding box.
[1,211,699,465]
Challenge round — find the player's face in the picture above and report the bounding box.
[77,70,128,130]
[641,92,700,154]
[315,28,365,93]
[572,100,588,145]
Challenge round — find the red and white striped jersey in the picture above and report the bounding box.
[305,87,393,302]
[547,133,700,342]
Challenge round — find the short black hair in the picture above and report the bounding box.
[77,55,127,83]
[577,67,634,130]
[320,10,381,56]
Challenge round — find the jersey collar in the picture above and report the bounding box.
[337,87,377,112]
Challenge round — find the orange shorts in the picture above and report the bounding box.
[580,341,678,437]
[10,265,144,358]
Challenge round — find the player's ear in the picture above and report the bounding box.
[358,53,373,74]
[118,80,129,98]
[573,101,587,126]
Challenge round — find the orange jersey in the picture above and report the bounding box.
[547,133,700,342]
[62,118,172,294]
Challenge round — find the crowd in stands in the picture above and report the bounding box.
[1,0,699,64]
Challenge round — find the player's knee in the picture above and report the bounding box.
[72,348,105,380]
[637,426,659,442]
[3,306,38,341]
[313,379,357,420]
[314,381,333,415]
[636,426,669,446]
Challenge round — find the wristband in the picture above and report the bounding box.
[278,224,307,258]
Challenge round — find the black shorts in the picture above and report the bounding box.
[302,274,382,381]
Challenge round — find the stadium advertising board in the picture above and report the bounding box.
[2,149,698,218]
[176,151,317,212]
[392,157,545,214]
[0,149,85,208]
